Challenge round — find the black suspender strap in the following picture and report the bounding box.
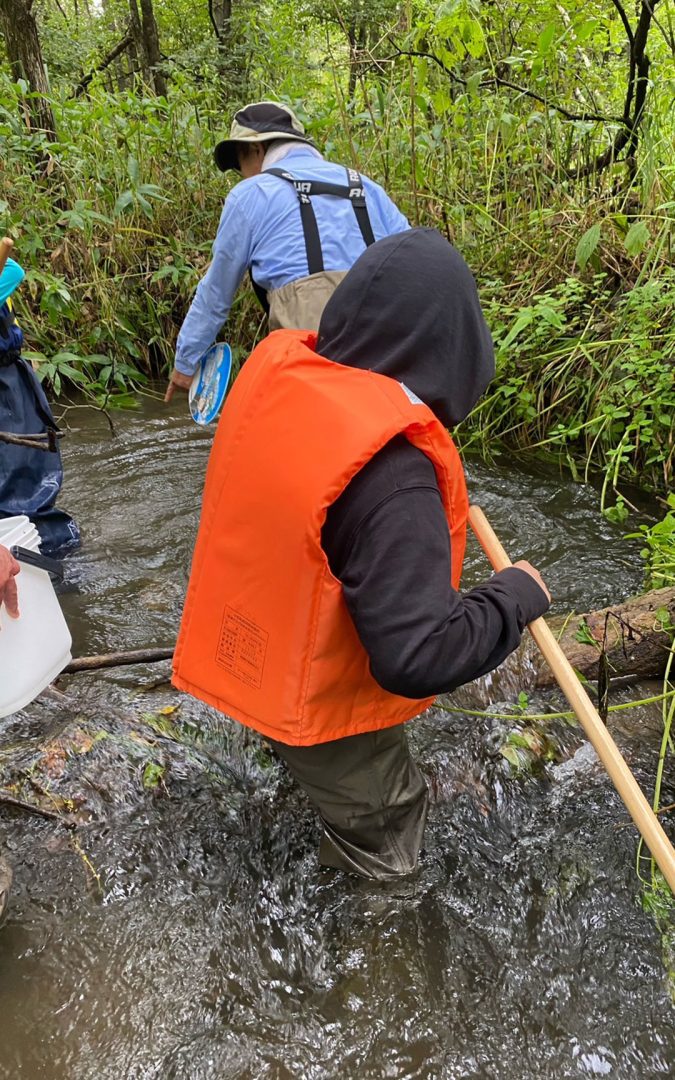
[265,166,376,276]
[266,168,324,274]
[345,167,376,247]
[248,270,270,314]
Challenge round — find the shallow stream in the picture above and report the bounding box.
[0,398,673,1078]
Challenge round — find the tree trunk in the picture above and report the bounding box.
[138,0,167,97]
[534,587,675,688]
[209,0,232,40]
[0,0,56,139]
[128,0,149,85]
[571,0,659,181]
[208,0,244,92]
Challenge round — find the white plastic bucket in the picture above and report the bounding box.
[0,516,39,552]
[0,518,72,718]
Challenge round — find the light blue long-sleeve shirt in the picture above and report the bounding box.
[174,147,410,375]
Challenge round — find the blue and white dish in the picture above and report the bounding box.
[189,342,232,426]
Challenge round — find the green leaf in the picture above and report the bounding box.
[604,498,629,524]
[462,17,485,58]
[500,745,523,768]
[575,18,598,42]
[624,220,651,257]
[138,183,167,201]
[127,154,140,185]
[432,88,453,114]
[466,71,482,98]
[137,193,153,218]
[114,189,134,215]
[507,733,531,749]
[575,223,601,270]
[575,619,599,647]
[501,309,534,349]
[538,23,557,56]
[142,761,165,790]
[538,304,565,329]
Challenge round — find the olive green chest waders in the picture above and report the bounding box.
[271,725,429,881]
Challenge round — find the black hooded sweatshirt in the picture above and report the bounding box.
[317,228,549,698]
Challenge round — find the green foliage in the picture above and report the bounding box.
[142,760,166,790]
[575,620,599,648]
[460,264,675,496]
[1,70,263,400]
[626,494,675,591]
[0,0,673,508]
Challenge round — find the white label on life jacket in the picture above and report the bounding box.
[399,382,424,406]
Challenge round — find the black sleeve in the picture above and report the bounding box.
[322,436,550,699]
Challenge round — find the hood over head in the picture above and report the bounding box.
[316,228,494,428]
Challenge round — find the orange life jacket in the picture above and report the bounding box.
[172,330,468,746]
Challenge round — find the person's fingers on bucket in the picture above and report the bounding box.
[4,575,19,619]
[164,381,175,403]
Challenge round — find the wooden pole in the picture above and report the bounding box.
[468,504,675,894]
[0,236,14,276]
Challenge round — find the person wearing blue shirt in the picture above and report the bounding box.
[165,101,410,401]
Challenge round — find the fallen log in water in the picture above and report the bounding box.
[534,586,675,688]
[63,648,174,673]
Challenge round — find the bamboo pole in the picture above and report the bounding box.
[0,236,14,276]
[468,504,675,894]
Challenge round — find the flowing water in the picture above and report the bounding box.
[0,397,673,1078]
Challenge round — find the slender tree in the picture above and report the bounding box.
[128,0,166,96]
[0,0,56,139]
[138,0,167,96]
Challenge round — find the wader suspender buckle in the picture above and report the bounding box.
[265,167,376,277]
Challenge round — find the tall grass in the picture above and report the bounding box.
[1,52,673,495]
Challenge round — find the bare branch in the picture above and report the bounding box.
[644,0,675,54]
[573,0,658,178]
[63,648,174,673]
[0,429,62,451]
[208,0,220,40]
[0,790,73,825]
[74,31,134,98]
[386,41,624,125]
[488,75,622,124]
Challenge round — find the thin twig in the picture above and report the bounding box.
[0,430,63,451]
[0,790,72,825]
[386,40,624,124]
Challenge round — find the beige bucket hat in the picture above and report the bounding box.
[214,101,314,172]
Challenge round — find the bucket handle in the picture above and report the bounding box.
[11,546,64,580]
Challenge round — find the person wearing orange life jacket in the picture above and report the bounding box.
[172,229,550,879]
